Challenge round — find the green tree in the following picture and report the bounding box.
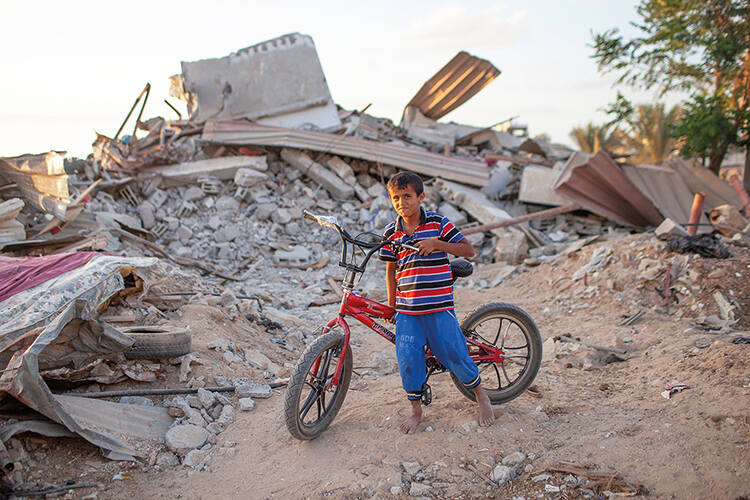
[592,0,750,179]
[569,122,625,154]
[619,102,682,164]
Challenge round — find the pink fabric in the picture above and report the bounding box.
[0,252,99,302]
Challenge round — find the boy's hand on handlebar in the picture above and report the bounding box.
[414,238,441,256]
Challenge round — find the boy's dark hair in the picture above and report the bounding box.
[387,171,424,196]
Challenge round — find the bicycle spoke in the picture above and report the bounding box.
[503,343,529,350]
[299,388,319,420]
[494,364,502,390]
[493,319,503,345]
[316,393,322,419]
[500,320,512,349]
[501,361,514,386]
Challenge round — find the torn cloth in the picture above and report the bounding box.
[0,252,98,302]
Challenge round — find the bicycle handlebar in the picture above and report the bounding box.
[302,210,419,252]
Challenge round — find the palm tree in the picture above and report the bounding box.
[569,123,625,154]
[623,103,681,164]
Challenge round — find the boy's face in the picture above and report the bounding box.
[388,184,425,221]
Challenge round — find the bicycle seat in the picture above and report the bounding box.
[449,259,473,282]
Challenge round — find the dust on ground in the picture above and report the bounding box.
[12,235,750,499]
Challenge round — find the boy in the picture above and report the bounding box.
[379,172,495,434]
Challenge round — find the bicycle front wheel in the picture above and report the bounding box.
[284,332,353,440]
[451,303,542,405]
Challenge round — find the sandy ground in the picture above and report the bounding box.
[18,235,750,499]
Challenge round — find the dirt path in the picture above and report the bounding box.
[100,242,749,499]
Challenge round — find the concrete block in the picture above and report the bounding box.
[654,218,689,240]
[325,156,357,184]
[146,156,268,187]
[280,149,354,200]
[519,165,568,206]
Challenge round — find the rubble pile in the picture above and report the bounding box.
[0,30,748,495]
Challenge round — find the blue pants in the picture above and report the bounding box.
[395,309,480,400]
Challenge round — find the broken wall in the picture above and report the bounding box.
[175,33,341,131]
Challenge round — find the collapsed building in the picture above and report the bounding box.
[0,32,748,495]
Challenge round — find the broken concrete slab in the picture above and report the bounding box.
[0,198,24,221]
[519,165,569,206]
[435,179,512,238]
[174,33,341,131]
[654,218,689,240]
[234,167,268,188]
[202,121,491,187]
[438,202,467,227]
[0,152,70,219]
[144,156,268,187]
[325,156,357,185]
[280,149,354,200]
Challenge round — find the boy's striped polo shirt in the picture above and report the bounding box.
[379,208,464,315]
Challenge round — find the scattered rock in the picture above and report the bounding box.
[401,461,421,475]
[409,482,431,496]
[236,383,272,399]
[197,388,216,409]
[183,448,211,469]
[156,452,179,467]
[501,451,526,466]
[239,398,255,411]
[165,425,209,454]
[490,465,517,484]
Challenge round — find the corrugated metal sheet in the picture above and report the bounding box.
[405,51,500,121]
[666,157,741,210]
[622,164,710,231]
[553,151,663,228]
[201,121,490,187]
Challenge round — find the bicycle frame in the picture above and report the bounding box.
[315,290,508,391]
[300,209,507,392]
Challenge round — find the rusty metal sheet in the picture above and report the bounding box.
[553,151,663,228]
[201,121,490,187]
[666,157,741,210]
[622,164,710,231]
[405,51,500,121]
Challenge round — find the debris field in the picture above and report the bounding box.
[0,32,748,499]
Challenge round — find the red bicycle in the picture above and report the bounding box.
[284,211,542,440]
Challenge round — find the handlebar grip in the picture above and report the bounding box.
[303,210,317,222]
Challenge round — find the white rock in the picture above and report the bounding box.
[236,383,272,399]
[239,398,255,411]
[165,425,209,454]
[197,388,216,409]
[409,482,431,496]
[490,465,517,484]
[501,451,526,466]
[183,448,211,468]
[234,168,268,187]
[401,461,421,475]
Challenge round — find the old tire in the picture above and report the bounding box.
[121,326,191,359]
[451,303,542,405]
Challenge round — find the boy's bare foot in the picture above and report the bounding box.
[473,386,495,427]
[400,400,423,434]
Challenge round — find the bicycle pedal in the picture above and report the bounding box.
[421,384,432,406]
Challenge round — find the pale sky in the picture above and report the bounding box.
[1,0,669,158]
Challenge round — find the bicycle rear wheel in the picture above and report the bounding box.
[451,303,541,405]
[284,331,352,440]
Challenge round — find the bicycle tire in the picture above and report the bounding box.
[451,303,542,404]
[284,332,353,440]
